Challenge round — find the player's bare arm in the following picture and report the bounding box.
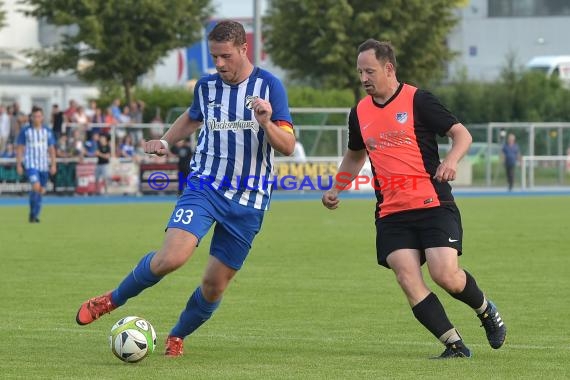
[49,145,57,175]
[322,148,367,210]
[252,98,296,156]
[16,144,24,176]
[145,111,202,156]
[434,123,472,183]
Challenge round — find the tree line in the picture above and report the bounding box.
[3,0,569,124]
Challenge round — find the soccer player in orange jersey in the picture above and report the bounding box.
[322,39,506,359]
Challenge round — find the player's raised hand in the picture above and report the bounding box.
[144,139,169,156]
[252,98,272,126]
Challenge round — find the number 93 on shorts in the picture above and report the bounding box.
[164,186,265,270]
[172,208,195,225]
[166,184,221,236]
[166,203,214,240]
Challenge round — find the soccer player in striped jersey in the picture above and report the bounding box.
[76,20,296,357]
[323,40,506,359]
[16,106,57,223]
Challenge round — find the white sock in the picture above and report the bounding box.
[475,298,488,315]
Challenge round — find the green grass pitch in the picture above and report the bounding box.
[1,196,569,379]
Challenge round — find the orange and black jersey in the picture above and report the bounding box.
[348,83,458,218]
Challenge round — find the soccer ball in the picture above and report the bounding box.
[109,316,157,363]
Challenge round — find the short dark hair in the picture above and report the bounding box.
[31,106,43,114]
[208,20,246,46]
[358,39,397,69]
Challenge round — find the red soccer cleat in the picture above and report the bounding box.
[164,336,184,357]
[76,291,117,325]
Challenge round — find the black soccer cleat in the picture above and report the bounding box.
[478,300,506,349]
[432,340,472,359]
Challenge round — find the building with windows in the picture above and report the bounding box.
[2,0,570,105]
[0,0,98,113]
[447,0,570,81]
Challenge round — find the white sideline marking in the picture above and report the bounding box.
[3,326,568,351]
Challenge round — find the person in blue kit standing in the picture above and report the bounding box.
[16,106,57,223]
[76,20,296,357]
[502,133,520,191]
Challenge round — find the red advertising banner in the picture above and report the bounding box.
[139,162,180,194]
[75,163,97,194]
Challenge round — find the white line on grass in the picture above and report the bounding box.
[5,326,568,351]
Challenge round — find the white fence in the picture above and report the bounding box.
[521,155,570,189]
[59,117,570,190]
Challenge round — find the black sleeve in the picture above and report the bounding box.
[414,90,459,137]
[347,107,365,151]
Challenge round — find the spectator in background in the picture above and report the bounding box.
[91,107,105,124]
[84,132,100,158]
[103,107,117,136]
[11,102,27,141]
[7,105,14,140]
[51,104,65,139]
[129,100,144,124]
[55,135,69,158]
[110,98,122,121]
[74,106,89,127]
[0,105,10,153]
[171,138,194,195]
[95,134,111,194]
[502,133,520,191]
[117,106,132,140]
[150,111,165,140]
[119,106,131,124]
[1,142,15,158]
[133,138,146,163]
[119,134,135,158]
[129,100,145,141]
[68,129,86,158]
[88,107,104,139]
[85,100,97,120]
[64,100,78,124]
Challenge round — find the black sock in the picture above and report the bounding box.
[412,292,454,339]
[449,270,485,310]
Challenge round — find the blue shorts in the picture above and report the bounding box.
[26,169,49,187]
[166,178,265,270]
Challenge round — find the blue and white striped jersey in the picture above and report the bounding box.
[16,124,55,171]
[188,67,293,210]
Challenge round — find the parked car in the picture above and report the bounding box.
[526,55,570,87]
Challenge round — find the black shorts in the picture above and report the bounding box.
[375,204,463,268]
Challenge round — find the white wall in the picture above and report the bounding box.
[141,49,188,88]
[212,0,267,18]
[448,0,570,81]
[0,0,99,112]
[0,0,40,50]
